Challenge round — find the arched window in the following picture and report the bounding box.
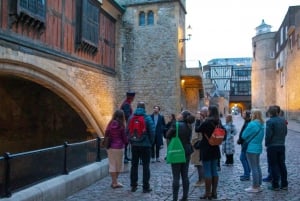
[147,11,154,25]
[139,12,145,26]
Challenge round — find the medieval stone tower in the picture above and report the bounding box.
[251,20,276,114]
[115,0,188,115]
[252,6,300,120]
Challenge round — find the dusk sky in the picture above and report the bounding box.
[185,0,300,67]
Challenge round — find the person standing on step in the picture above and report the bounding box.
[120,91,135,163]
[150,105,166,163]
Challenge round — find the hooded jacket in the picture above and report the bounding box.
[105,120,128,149]
[127,107,155,147]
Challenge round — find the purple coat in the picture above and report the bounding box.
[105,120,128,149]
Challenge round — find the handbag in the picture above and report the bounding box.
[101,134,111,149]
[166,122,186,164]
[242,128,261,152]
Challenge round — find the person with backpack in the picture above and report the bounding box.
[150,105,166,163]
[166,110,195,201]
[195,105,223,200]
[120,92,135,163]
[127,101,155,193]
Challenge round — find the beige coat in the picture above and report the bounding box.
[190,130,203,165]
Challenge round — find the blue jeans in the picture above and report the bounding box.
[267,146,288,188]
[240,150,251,177]
[130,146,151,189]
[246,153,262,187]
[202,159,218,178]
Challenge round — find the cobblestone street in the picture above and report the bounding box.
[65,115,300,201]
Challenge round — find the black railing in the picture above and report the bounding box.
[0,137,107,198]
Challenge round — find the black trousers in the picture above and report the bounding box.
[130,146,151,189]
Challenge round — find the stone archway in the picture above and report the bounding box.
[0,60,103,138]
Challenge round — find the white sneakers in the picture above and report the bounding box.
[244,186,263,193]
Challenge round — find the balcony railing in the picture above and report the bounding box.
[0,137,107,198]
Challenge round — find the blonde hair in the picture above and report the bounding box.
[251,109,264,124]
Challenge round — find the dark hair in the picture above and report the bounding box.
[268,106,278,117]
[169,113,176,121]
[273,105,281,114]
[112,109,125,126]
[208,105,219,120]
[181,110,195,124]
[244,110,251,120]
[153,105,161,110]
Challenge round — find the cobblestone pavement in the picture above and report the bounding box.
[65,115,300,201]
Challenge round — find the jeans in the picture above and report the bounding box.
[240,150,251,177]
[246,153,262,187]
[130,146,151,189]
[203,159,218,178]
[267,146,288,188]
[171,157,190,201]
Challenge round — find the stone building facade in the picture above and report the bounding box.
[115,0,196,115]
[252,6,300,120]
[0,0,202,153]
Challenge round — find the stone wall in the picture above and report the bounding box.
[116,0,186,116]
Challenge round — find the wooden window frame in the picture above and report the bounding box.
[76,0,99,55]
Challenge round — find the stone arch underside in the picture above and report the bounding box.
[0,60,103,137]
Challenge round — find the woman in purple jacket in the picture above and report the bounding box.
[105,109,128,188]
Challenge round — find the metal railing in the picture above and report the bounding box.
[0,137,107,198]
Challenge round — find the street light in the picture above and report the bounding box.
[179,25,192,43]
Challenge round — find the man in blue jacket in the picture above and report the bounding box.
[265,105,288,191]
[128,102,155,193]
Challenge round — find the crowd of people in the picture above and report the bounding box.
[103,91,288,200]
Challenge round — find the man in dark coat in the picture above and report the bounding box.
[150,105,166,162]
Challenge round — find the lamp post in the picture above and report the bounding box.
[179,25,192,42]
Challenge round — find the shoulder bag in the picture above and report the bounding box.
[166,122,186,164]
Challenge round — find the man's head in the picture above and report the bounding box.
[153,105,160,114]
[126,92,135,102]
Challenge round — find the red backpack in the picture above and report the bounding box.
[205,123,226,146]
[128,115,146,142]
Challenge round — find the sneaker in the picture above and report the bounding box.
[262,176,272,182]
[156,158,161,162]
[268,186,280,191]
[131,186,138,192]
[245,187,262,193]
[194,180,205,187]
[151,158,156,163]
[143,188,152,193]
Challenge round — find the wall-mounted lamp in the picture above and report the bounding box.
[179,25,192,43]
